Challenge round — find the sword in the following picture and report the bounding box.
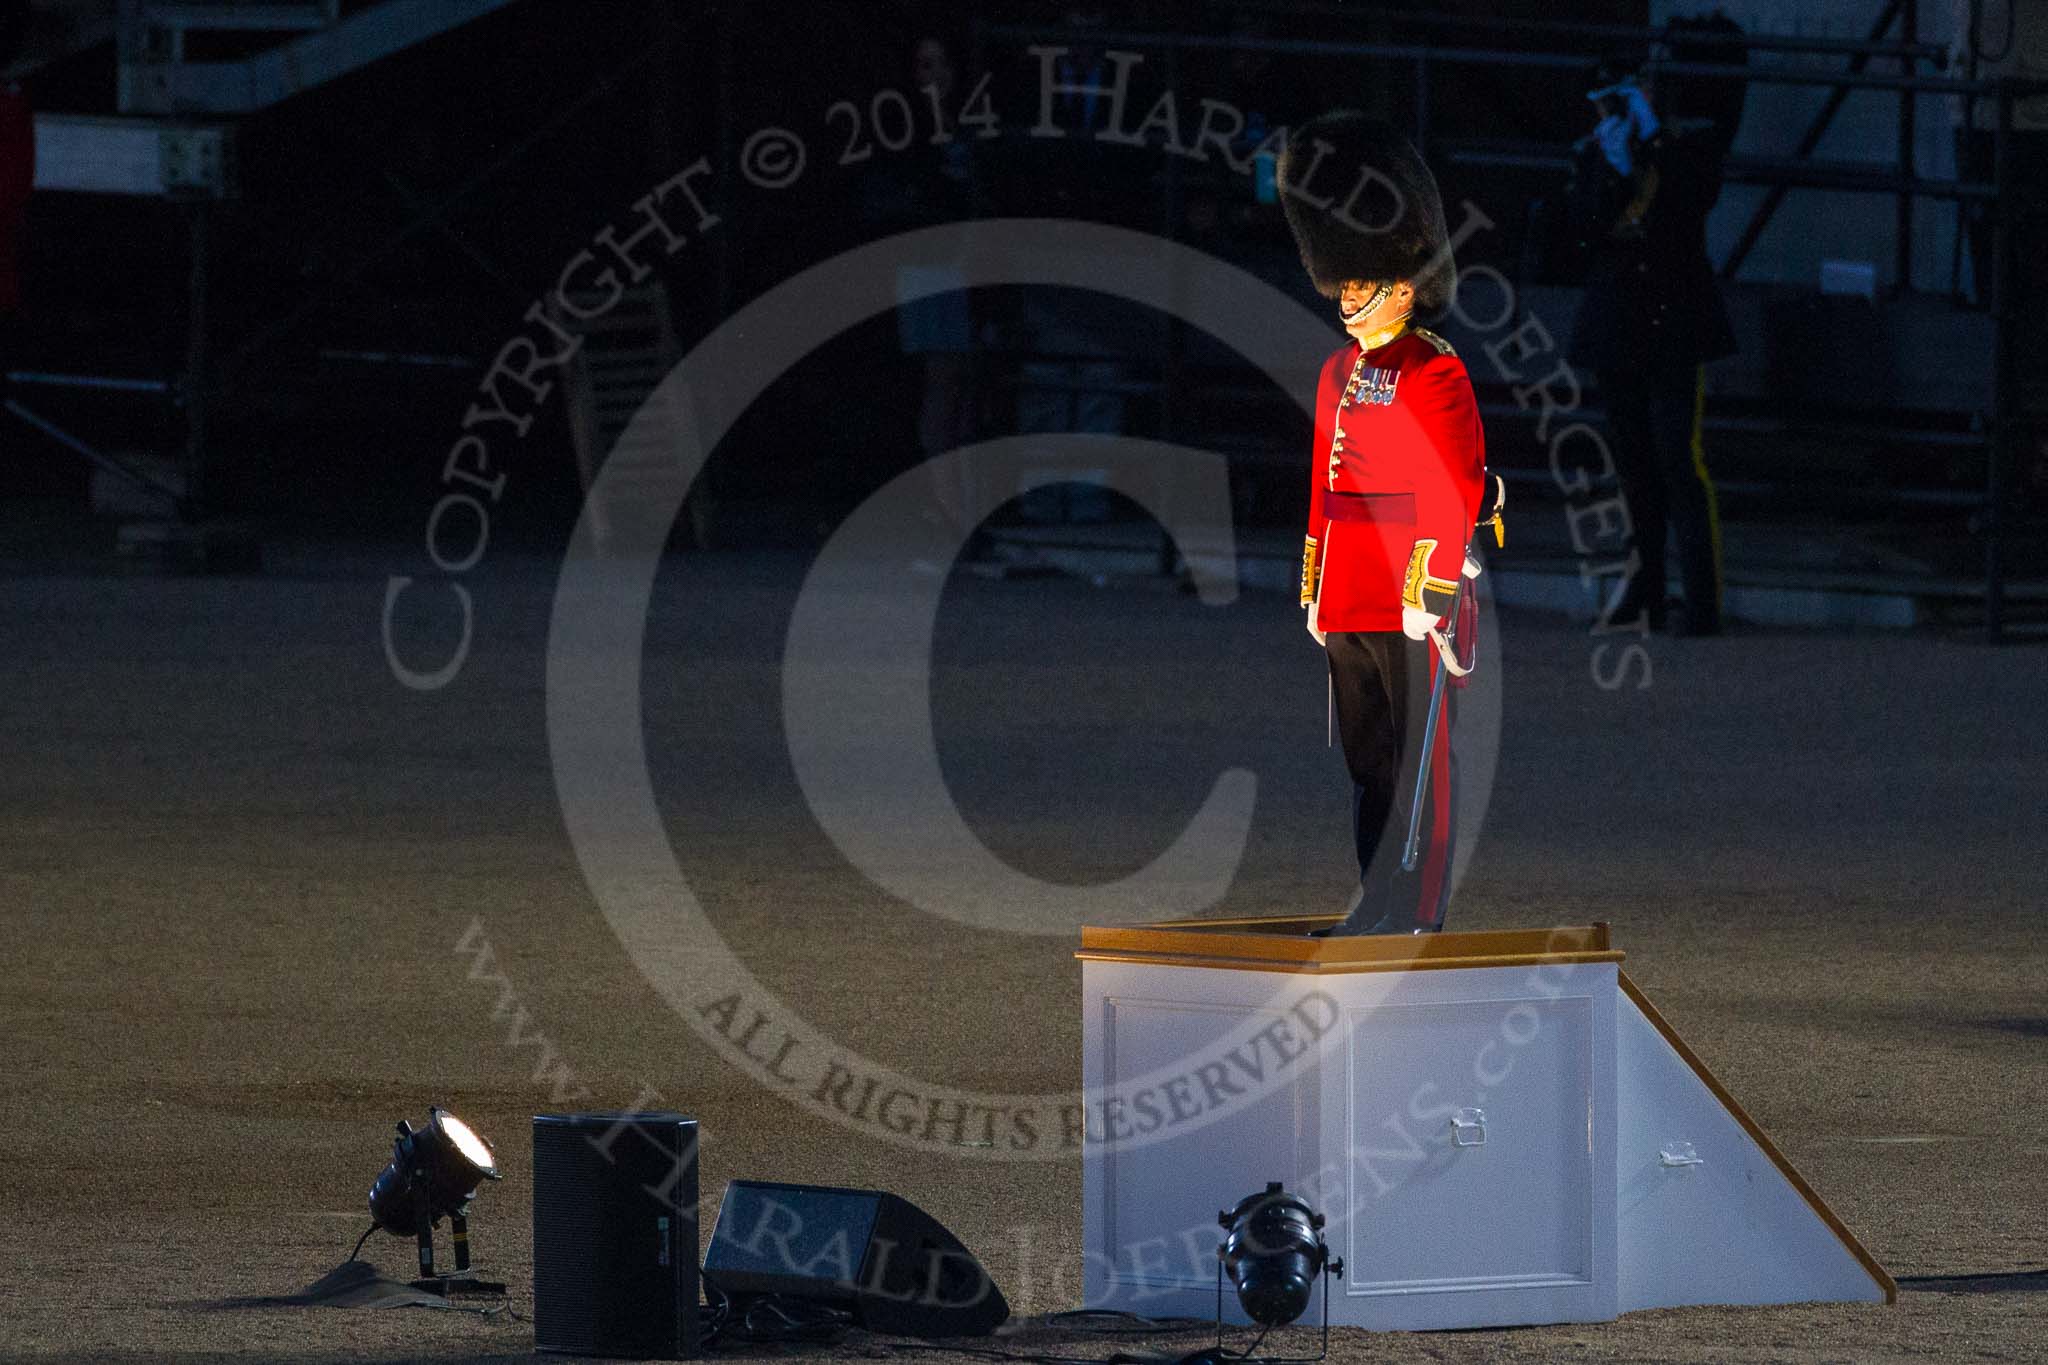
[1399,478,1503,872]
[1400,571,1475,872]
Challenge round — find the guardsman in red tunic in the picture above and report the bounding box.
[1280,112,1493,935]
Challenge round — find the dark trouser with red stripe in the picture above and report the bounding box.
[1324,628,1455,934]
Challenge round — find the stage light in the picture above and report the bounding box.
[367,1106,504,1293]
[1217,1182,1340,1330]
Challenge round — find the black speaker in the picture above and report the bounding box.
[533,1112,700,1359]
[703,1180,1008,1338]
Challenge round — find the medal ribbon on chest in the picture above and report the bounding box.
[1345,365,1398,407]
[1330,355,1400,488]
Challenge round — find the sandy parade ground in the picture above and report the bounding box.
[2,540,2042,1363]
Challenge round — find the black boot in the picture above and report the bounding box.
[1317,906,1439,936]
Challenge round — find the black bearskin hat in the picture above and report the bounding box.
[1277,111,1454,312]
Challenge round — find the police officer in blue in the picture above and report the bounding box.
[1565,14,1750,636]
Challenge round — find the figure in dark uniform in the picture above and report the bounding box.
[1566,16,1750,636]
[1280,113,1495,935]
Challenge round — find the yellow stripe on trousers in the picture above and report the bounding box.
[1691,364,1724,612]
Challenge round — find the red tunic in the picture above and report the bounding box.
[1301,327,1486,633]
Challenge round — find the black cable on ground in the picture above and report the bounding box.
[1044,1310,1211,1335]
[869,1315,1273,1365]
[698,1277,854,1348]
[873,1341,1119,1365]
[693,1294,1286,1365]
[347,1223,376,1263]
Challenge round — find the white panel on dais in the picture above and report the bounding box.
[1082,955,1621,1329]
[1615,992,1890,1309]
[1096,996,1321,1296]
[1341,995,1595,1296]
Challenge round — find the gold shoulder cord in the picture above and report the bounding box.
[1414,327,1457,357]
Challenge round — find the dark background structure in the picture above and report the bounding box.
[3,0,2042,630]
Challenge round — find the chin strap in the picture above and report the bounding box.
[1340,283,1415,351]
[1339,280,1393,324]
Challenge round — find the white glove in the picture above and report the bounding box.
[1595,114,1633,176]
[1624,85,1661,143]
[1401,606,1440,642]
[1306,599,1326,646]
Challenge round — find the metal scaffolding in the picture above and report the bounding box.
[968,12,2044,640]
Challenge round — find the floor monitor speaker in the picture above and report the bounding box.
[703,1180,1007,1337]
